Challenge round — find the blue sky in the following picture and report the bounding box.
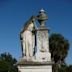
[0,0,72,64]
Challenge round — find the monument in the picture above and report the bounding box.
[17,9,53,72]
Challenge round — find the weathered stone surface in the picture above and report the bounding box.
[18,9,52,72]
[18,65,52,72]
[18,59,53,72]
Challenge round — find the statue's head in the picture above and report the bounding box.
[27,22,34,31]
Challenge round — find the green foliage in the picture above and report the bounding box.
[0,53,18,72]
[67,65,72,72]
[49,33,69,64]
[49,33,72,72]
[52,64,72,72]
[58,65,72,72]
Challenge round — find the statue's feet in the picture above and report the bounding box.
[22,56,36,62]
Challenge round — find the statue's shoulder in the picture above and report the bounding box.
[20,16,36,35]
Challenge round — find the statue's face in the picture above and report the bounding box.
[28,22,34,31]
[29,22,34,28]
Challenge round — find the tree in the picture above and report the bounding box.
[49,33,69,72]
[0,53,18,72]
[49,33,69,64]
[67,65,72,72]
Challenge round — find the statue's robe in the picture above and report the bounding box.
[21,22,35,60]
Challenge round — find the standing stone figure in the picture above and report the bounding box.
[20,21,35,61]
[18,10,52,72]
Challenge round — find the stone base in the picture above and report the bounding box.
[18,65,52,72]
[17,51,52,72]
[18,61,52,72]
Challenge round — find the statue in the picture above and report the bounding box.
[20,10,51,62]
[20,21,35,61]
[18,10,52,72]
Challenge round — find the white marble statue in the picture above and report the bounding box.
[21,22,35,61]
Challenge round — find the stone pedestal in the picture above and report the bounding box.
[18,60,52,72]
[35,28,51,62]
